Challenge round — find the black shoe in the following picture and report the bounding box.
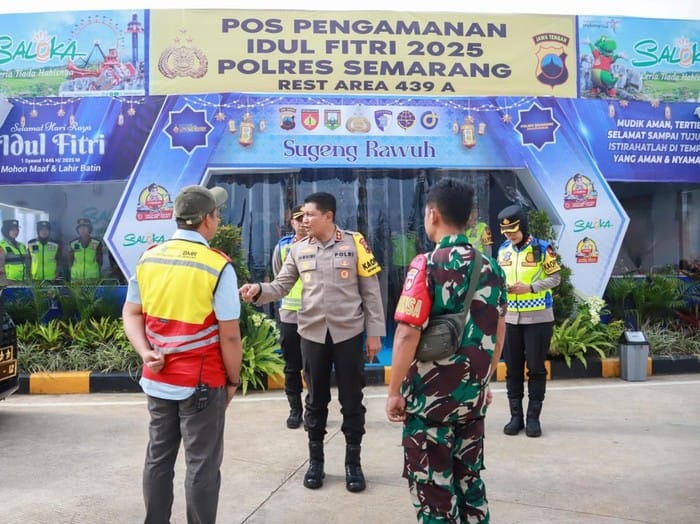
[286,408,302,429]
[526,400,543,438]
[303,460,325,489]
[503,399,525,436]
[345,463,366,492]
[345,444,366,492]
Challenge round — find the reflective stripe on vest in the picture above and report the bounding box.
[136,239,229,387]
[0,239,27,280]
[499,241,551,312]
[28,240,59,280]
[279,240,302,311]
[70,238,100,280]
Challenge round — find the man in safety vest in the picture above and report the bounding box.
[271,205,307,429]
[27,220,61,282]
[67,218,103,282]
[465,206,493,256]
[0,219,30,285]
[122,184,242,523]
[241,192,385,494]
[497,205,561,438]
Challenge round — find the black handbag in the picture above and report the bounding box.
[415,250,483,362]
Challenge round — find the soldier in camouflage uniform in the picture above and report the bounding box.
[387,178,507,523]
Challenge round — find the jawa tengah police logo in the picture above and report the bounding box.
[374,110,392,131]
[532,32,570,88]
[279,107,296,130]
[324,110,341,131]
[158,30,208,79]
[301,109,319,131]
[564,173,598,209]
[575,236,599,263]
[136,183,173,221]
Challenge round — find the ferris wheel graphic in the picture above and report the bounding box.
[62,14,143,93]
[70,15,126,69]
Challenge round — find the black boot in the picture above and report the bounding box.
[345,444,366,493]
[503,398,525,435]
[286,395,303,429]
[303,440,325,489]
[526,401,543,437]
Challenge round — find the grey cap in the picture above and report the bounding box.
[174,185,228,225]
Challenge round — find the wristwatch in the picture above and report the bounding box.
[227,379,240,387]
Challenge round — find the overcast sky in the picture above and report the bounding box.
[2,0,699,19]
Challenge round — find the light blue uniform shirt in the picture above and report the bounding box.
[126,229,240,400]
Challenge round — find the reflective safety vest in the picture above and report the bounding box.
[279,237,302,311]
[70,238,101,281]
[391,231,418,267]
[28,239,59,280]
[498,238,554,313]
[136,239,230,388]
[465,222,493,253]
[0,239,28,281]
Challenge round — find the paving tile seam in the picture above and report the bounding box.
[488,498,657,523]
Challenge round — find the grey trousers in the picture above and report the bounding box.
[143,387,227,524]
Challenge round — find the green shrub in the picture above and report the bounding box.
[237,304,284,394]
[527,208,575,322]
[16,310,284,394]
[549,296,622,366]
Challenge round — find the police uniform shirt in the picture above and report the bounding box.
[258,228,386,345]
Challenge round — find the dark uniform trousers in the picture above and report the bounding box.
[503,322,554,402]
[279,321,304,397]
[143,386,227,524]
[301,331,366,444]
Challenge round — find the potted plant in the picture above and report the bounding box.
[549,296,624,377]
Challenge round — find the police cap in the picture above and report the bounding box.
[498,205,525,234]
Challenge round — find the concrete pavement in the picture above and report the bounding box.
[3,375,700,523]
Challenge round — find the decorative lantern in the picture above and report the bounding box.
[238,113,254,146]
[461,116,476,148]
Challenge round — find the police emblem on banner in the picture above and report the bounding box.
[157,30,208,80]
[279,107,296,130]
[374,110,392,131]
[324,110,341,130]
[301,109,319,131]
[532,32,570,88]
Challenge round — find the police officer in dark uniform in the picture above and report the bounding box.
[497,205,561,437]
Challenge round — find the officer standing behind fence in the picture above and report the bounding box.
[67,218,103,282]
[0,219,30,285]
[497,205,561,438]
[28,221,61,282]
[240,191,386,493]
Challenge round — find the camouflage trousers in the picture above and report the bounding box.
[403,415,488,523]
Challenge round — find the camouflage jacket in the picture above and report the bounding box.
[396,234,507,423]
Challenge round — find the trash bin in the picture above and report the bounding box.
[619,331,649,381]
